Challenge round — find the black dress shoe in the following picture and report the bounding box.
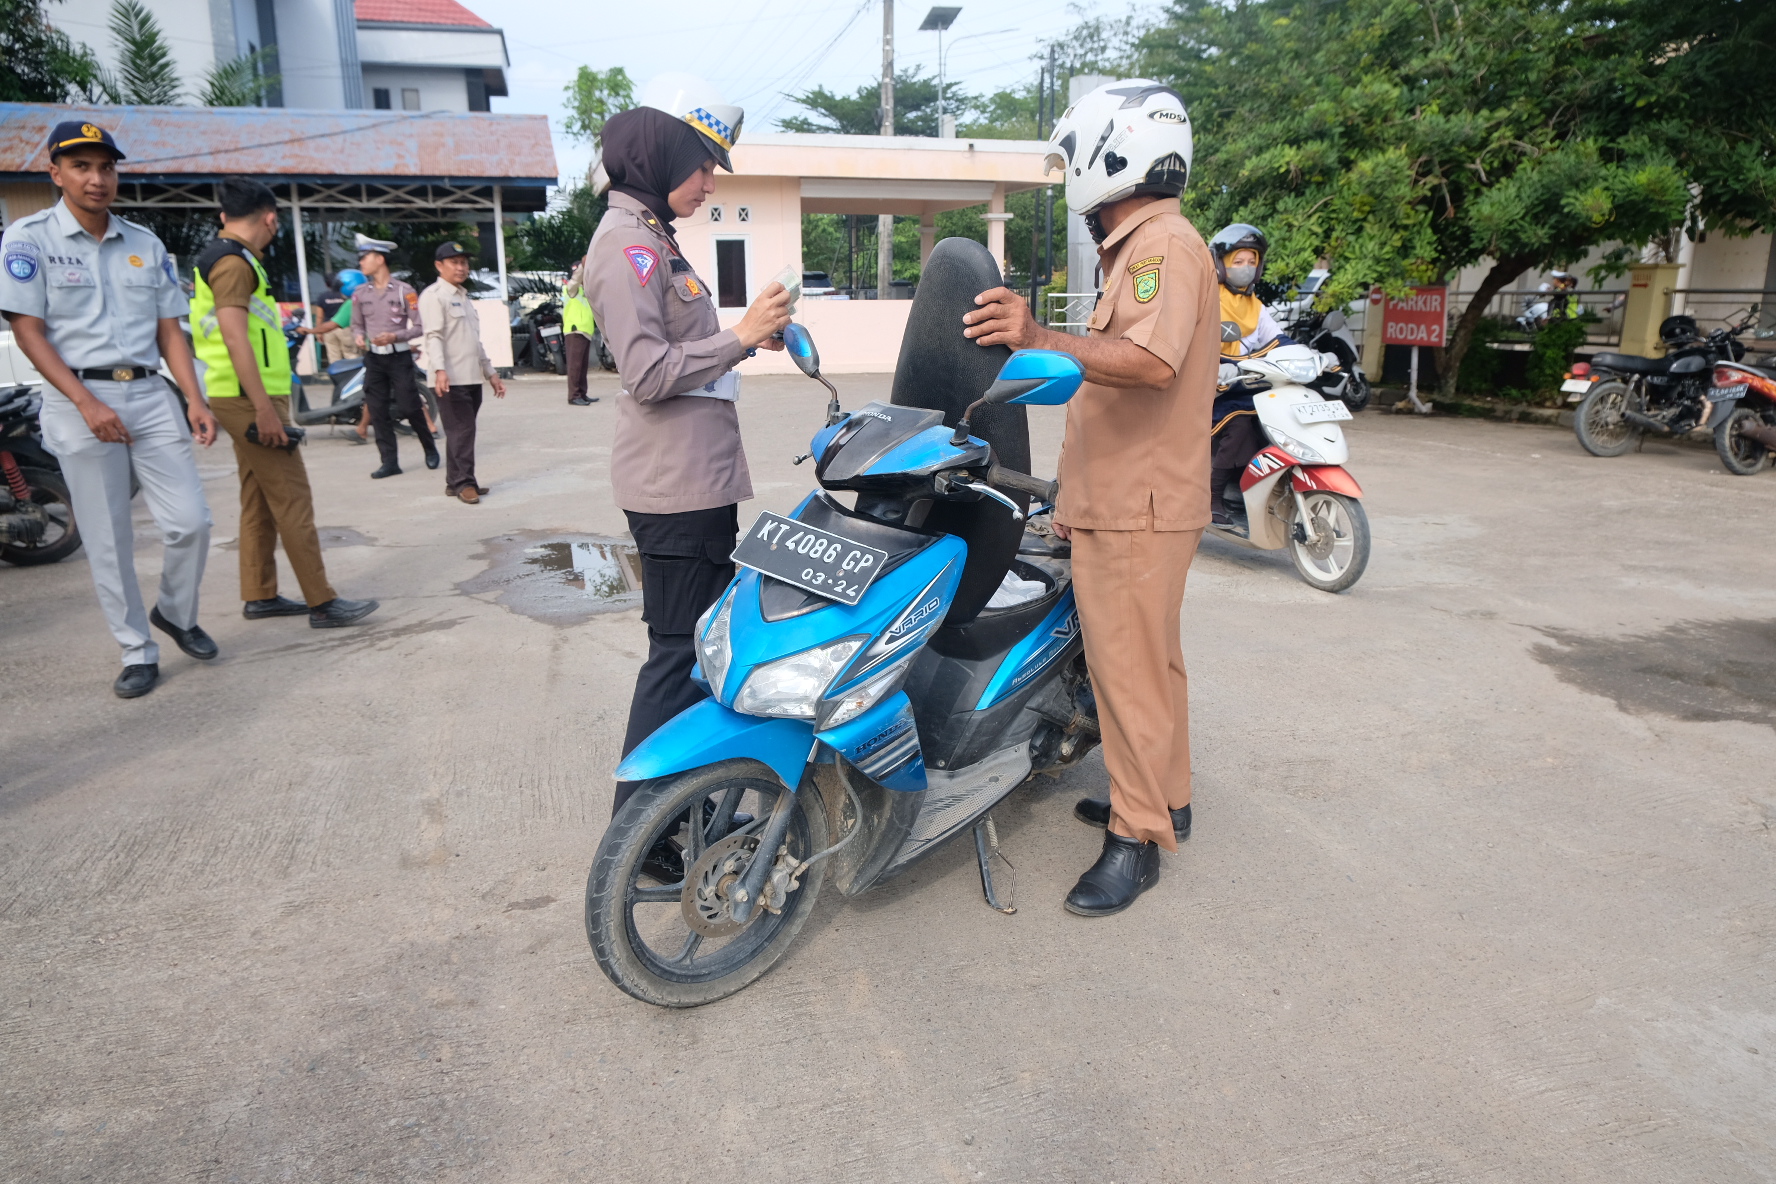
[568,396,594,406]
[424,450,441,470]
[1074,798,1191,843]
[1065,830,1161,917]
[243,595,309,619]
[149,605,218,660]
[114,663,159,699]
[370,464,401,479]
[309,597,380,628]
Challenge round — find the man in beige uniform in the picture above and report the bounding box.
[964,80,1216,915]
[419,240,505,503]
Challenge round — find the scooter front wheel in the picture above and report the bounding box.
[585,759,828,1008]
[1287,491,1370,592]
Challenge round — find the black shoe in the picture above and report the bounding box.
[424,450,440,470]
[149,605,218,660]
[309,597,380,628]
[370,464,401,479]
[568,396,593,406]
[243,595,309,619]
[1074,798,1191,843]
[114,663,159,699]
[1064,830,1161,917]
[1211,508,1235,527]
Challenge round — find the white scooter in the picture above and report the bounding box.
[1206,344,1372,592]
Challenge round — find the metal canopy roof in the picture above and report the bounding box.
[0,103,558,216]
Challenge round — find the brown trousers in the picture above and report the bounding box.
[1069,524,1202,850]
[210,395,336,606]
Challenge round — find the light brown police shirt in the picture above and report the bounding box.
[1054,199,1220,531]
[585,191,752,515]
[417,278,495,386]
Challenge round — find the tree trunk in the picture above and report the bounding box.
[1439,254,1535,400]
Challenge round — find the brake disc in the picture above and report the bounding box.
[681,831,762,938]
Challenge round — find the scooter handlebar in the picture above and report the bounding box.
[985,462,1059,506]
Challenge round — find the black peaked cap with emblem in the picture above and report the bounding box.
[47,120,125,162]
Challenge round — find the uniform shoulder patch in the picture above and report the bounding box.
[668,256,692,274]
[1134,270,1161,303]
[625,245,660,286]
[4,239,40,282]
[1128,255,1164,274]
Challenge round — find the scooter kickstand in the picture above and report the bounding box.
[973,815,1016,915]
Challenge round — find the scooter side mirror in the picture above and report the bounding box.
[981,349,1086,406]
[783,323,820,378]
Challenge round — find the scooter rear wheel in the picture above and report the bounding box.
[0,465,80,566]
[1287,491,1369,593]
[1714,406,1773,475]
[586,759,828,1007]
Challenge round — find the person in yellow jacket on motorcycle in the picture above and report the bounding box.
[563,255,599,406]
[1208,223,1293,526]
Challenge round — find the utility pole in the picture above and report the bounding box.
[877,0,895,300]
[1041,44,1056,320]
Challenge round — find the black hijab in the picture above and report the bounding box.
[600,107,714,228]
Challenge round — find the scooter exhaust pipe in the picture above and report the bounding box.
[1621,409,1671,434]
[1739,419,1776,449]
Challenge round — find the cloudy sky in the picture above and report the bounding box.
[471,0,1121,188]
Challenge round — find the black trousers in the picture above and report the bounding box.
[1210,412,1265,503]
[363,351,432,469]
[437,384,482,493]
[614,503,739,815]
[565,333,590,402]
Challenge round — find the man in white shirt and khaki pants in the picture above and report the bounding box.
[418,240,505,503]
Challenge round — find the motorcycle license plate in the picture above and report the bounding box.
[540,326,562,338]
[734,512,888,606]
[1711,383,1749,400]
[1560,378,1593,394]
[1294,400,1353,424]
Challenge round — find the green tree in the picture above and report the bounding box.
[198,48,279,108]
[563,66,635,145]
[100,0,182,105]
[781,67,973,137]
[508,184,607,272]
[0,0,104,102]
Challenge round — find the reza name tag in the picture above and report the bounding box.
[1293,400,1353,424]
[734,512,888,606]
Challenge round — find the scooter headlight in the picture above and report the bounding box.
[696,593,734,700]
[1263,424,1327,464]
[735,637,865,719]
[818,656,914,730]
[1275,356,1323,385]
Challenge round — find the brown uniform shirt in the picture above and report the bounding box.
[586,191,750,515]
[350,276,422,347]
[1055,199,1220,531]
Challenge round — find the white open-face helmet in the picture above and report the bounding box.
[637,72,744,172]
[1043,80,1192,216]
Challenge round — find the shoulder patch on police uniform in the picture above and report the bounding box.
[4,239,39,282]
[625,245,660,285]
[1134,270,1160,303]
[1128,255,1164,274]
[669,256,692,274]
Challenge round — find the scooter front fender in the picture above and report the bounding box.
[614,697,813,790]
[1293,465,1363,498]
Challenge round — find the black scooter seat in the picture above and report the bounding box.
[1591,351,1669,376]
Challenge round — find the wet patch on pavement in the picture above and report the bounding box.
[458,530,643,625]
[213,526,374,551]
[1533,618,1776,730]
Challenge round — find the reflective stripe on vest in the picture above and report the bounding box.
[562,293,596,336]
[190,242,292,399]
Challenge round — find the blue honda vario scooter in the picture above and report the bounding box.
[586,326,1100,1007]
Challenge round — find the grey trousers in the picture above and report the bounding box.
[39,377,213,666]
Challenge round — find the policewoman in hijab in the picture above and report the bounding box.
[585,73,792,816]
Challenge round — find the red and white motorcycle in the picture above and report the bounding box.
[1206,344,1371,592]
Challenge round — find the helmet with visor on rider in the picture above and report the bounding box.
[1209,223,1269,297]
[1042,80,1193,241]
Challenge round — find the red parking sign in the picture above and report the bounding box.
[1383,287,1448,347]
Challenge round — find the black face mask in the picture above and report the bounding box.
[1085,211,1107,244]
[599,107,715,229]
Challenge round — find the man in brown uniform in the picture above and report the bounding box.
[963,80,1216,915]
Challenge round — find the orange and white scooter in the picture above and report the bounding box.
[1206,344,1371,592]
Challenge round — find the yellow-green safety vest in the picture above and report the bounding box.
[563,291,596,336]
[190,238,292,399]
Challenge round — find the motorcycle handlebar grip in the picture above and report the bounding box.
[986,462,1059,505]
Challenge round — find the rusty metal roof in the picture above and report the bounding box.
[0,103,556,186]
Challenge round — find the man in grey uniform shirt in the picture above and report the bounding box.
[1,120,218,698]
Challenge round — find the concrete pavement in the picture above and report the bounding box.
[2,370,1772,1182]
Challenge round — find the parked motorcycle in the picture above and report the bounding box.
[584,329,1099,1007]
[1708,356,1776,475]
[292,357,368,427]
[1206,344,1371,592]
[512,297,567,374]
[0,386,80,565]
[1273,273,1372,412]
[1570,313,1752,457]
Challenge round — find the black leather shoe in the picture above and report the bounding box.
[149,606,218,660]
[1065,830,1161,917]
[309,597,380,628]
[114,663,159,699]
[370,464,401,479]
[1074,798,1191,843]
[568,396,594,406]
[243,595,309,619]
[424,450,441,470]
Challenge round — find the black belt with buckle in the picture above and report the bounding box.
[78,366,153,382]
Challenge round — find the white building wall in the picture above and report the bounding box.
[48,0,226,96]
[361,67,470,112]
[356,26,507,71]
[269,0,349,108]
